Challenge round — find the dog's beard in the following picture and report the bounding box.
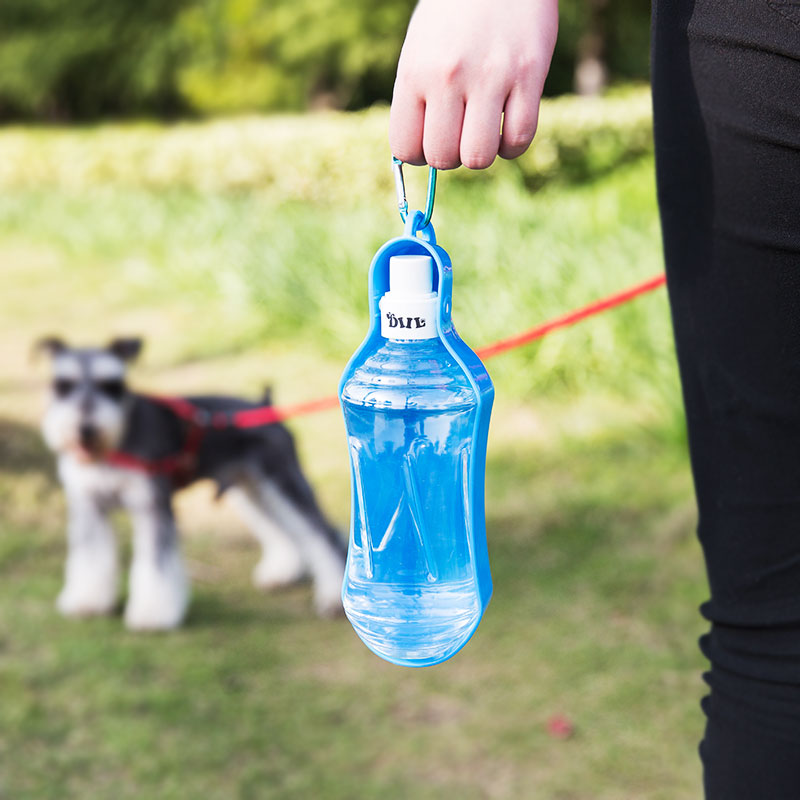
[68,440,108,463]
[42,402,127,462]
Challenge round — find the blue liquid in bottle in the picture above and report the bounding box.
[340,252,491,666]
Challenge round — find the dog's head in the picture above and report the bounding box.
[37,337,143,462]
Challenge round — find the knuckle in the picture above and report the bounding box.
[393,64,422,93]
[505,44,545,81]
[512,51,541,78]
[483,51,512,78]
[431,55,465,87]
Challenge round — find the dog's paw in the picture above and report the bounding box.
[124,592,188,632]
[56,584,117,618]
[124,556,189,632]
[57,553,119,618]
[124,607,185,631]
[252,551,307,591]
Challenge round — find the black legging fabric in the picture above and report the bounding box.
[652,0,800,796]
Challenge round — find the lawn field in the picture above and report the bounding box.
[0,97,708,799]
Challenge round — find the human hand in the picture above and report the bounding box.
[389,0,558,170]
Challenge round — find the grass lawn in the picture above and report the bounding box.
[0,104,708,799]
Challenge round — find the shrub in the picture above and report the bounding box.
[0,87,653,197]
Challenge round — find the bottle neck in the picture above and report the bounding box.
[379,292,438,341]
[382,335,442,347]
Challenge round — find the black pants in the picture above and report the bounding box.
[652,0,800,795]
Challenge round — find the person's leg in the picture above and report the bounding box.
[652,0,800,795]
[700,669,800,796]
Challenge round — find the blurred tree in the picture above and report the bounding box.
[177,0,649,113]
[604,0,652,85]
[0,0,650,120]
[545,0,650,95]
[574,0,610,95]
[175,0,417,113]
[0,0,190,119]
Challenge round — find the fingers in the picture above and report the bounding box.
[390,76,468,169]
[389,0,557,171]
[421,91,465,170]
[392,89,504,171]
[391,82,539,170]
[460,93,504,169]
[392,85,466,170]
[499,85,540,161]
[389,81,426,166]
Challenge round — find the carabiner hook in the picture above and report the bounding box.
[392,157,437,229]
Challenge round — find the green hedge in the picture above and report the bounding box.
[0,87,652,198]
[516,88,653,186]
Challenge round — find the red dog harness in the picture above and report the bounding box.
[105,394,337,487]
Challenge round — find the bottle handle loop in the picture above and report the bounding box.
[403,210,437,245]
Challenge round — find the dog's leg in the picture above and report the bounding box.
[225,485,307,591]
[57,490,119,617]
[256,478,345,618]
[123,479,190,631]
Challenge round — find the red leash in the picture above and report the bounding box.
[232,395,338,427]
[474,273,667,360]
[239,272,668,424]
[106,273,667,479]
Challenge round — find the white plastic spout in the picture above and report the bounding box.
[390,254,433,296]
[379,255,438,340]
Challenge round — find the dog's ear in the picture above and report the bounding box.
[108,337,143,363]
[32,336,67,360]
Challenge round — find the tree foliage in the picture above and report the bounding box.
[0,0,650,121]
[175,0,417,113]
[0,0,190,119]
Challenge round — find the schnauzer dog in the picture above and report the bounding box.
[38,336,345,631]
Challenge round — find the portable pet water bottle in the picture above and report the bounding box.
[339,162,493,667]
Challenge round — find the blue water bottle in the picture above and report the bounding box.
[339,166,493,667]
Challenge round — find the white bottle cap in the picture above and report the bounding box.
[379,255,438,340]
[389,255,433,296]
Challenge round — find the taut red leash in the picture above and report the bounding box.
[232,395,338,427]
[106,272,668,480]
[252,272,668,424]
[475,273,667,360]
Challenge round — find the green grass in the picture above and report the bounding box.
[0,158,674,404]
[0,100,708,799]
[0,420,705,800]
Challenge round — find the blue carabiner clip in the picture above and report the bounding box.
[391,157,437,230]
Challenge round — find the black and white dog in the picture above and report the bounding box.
[38,336,345,631]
